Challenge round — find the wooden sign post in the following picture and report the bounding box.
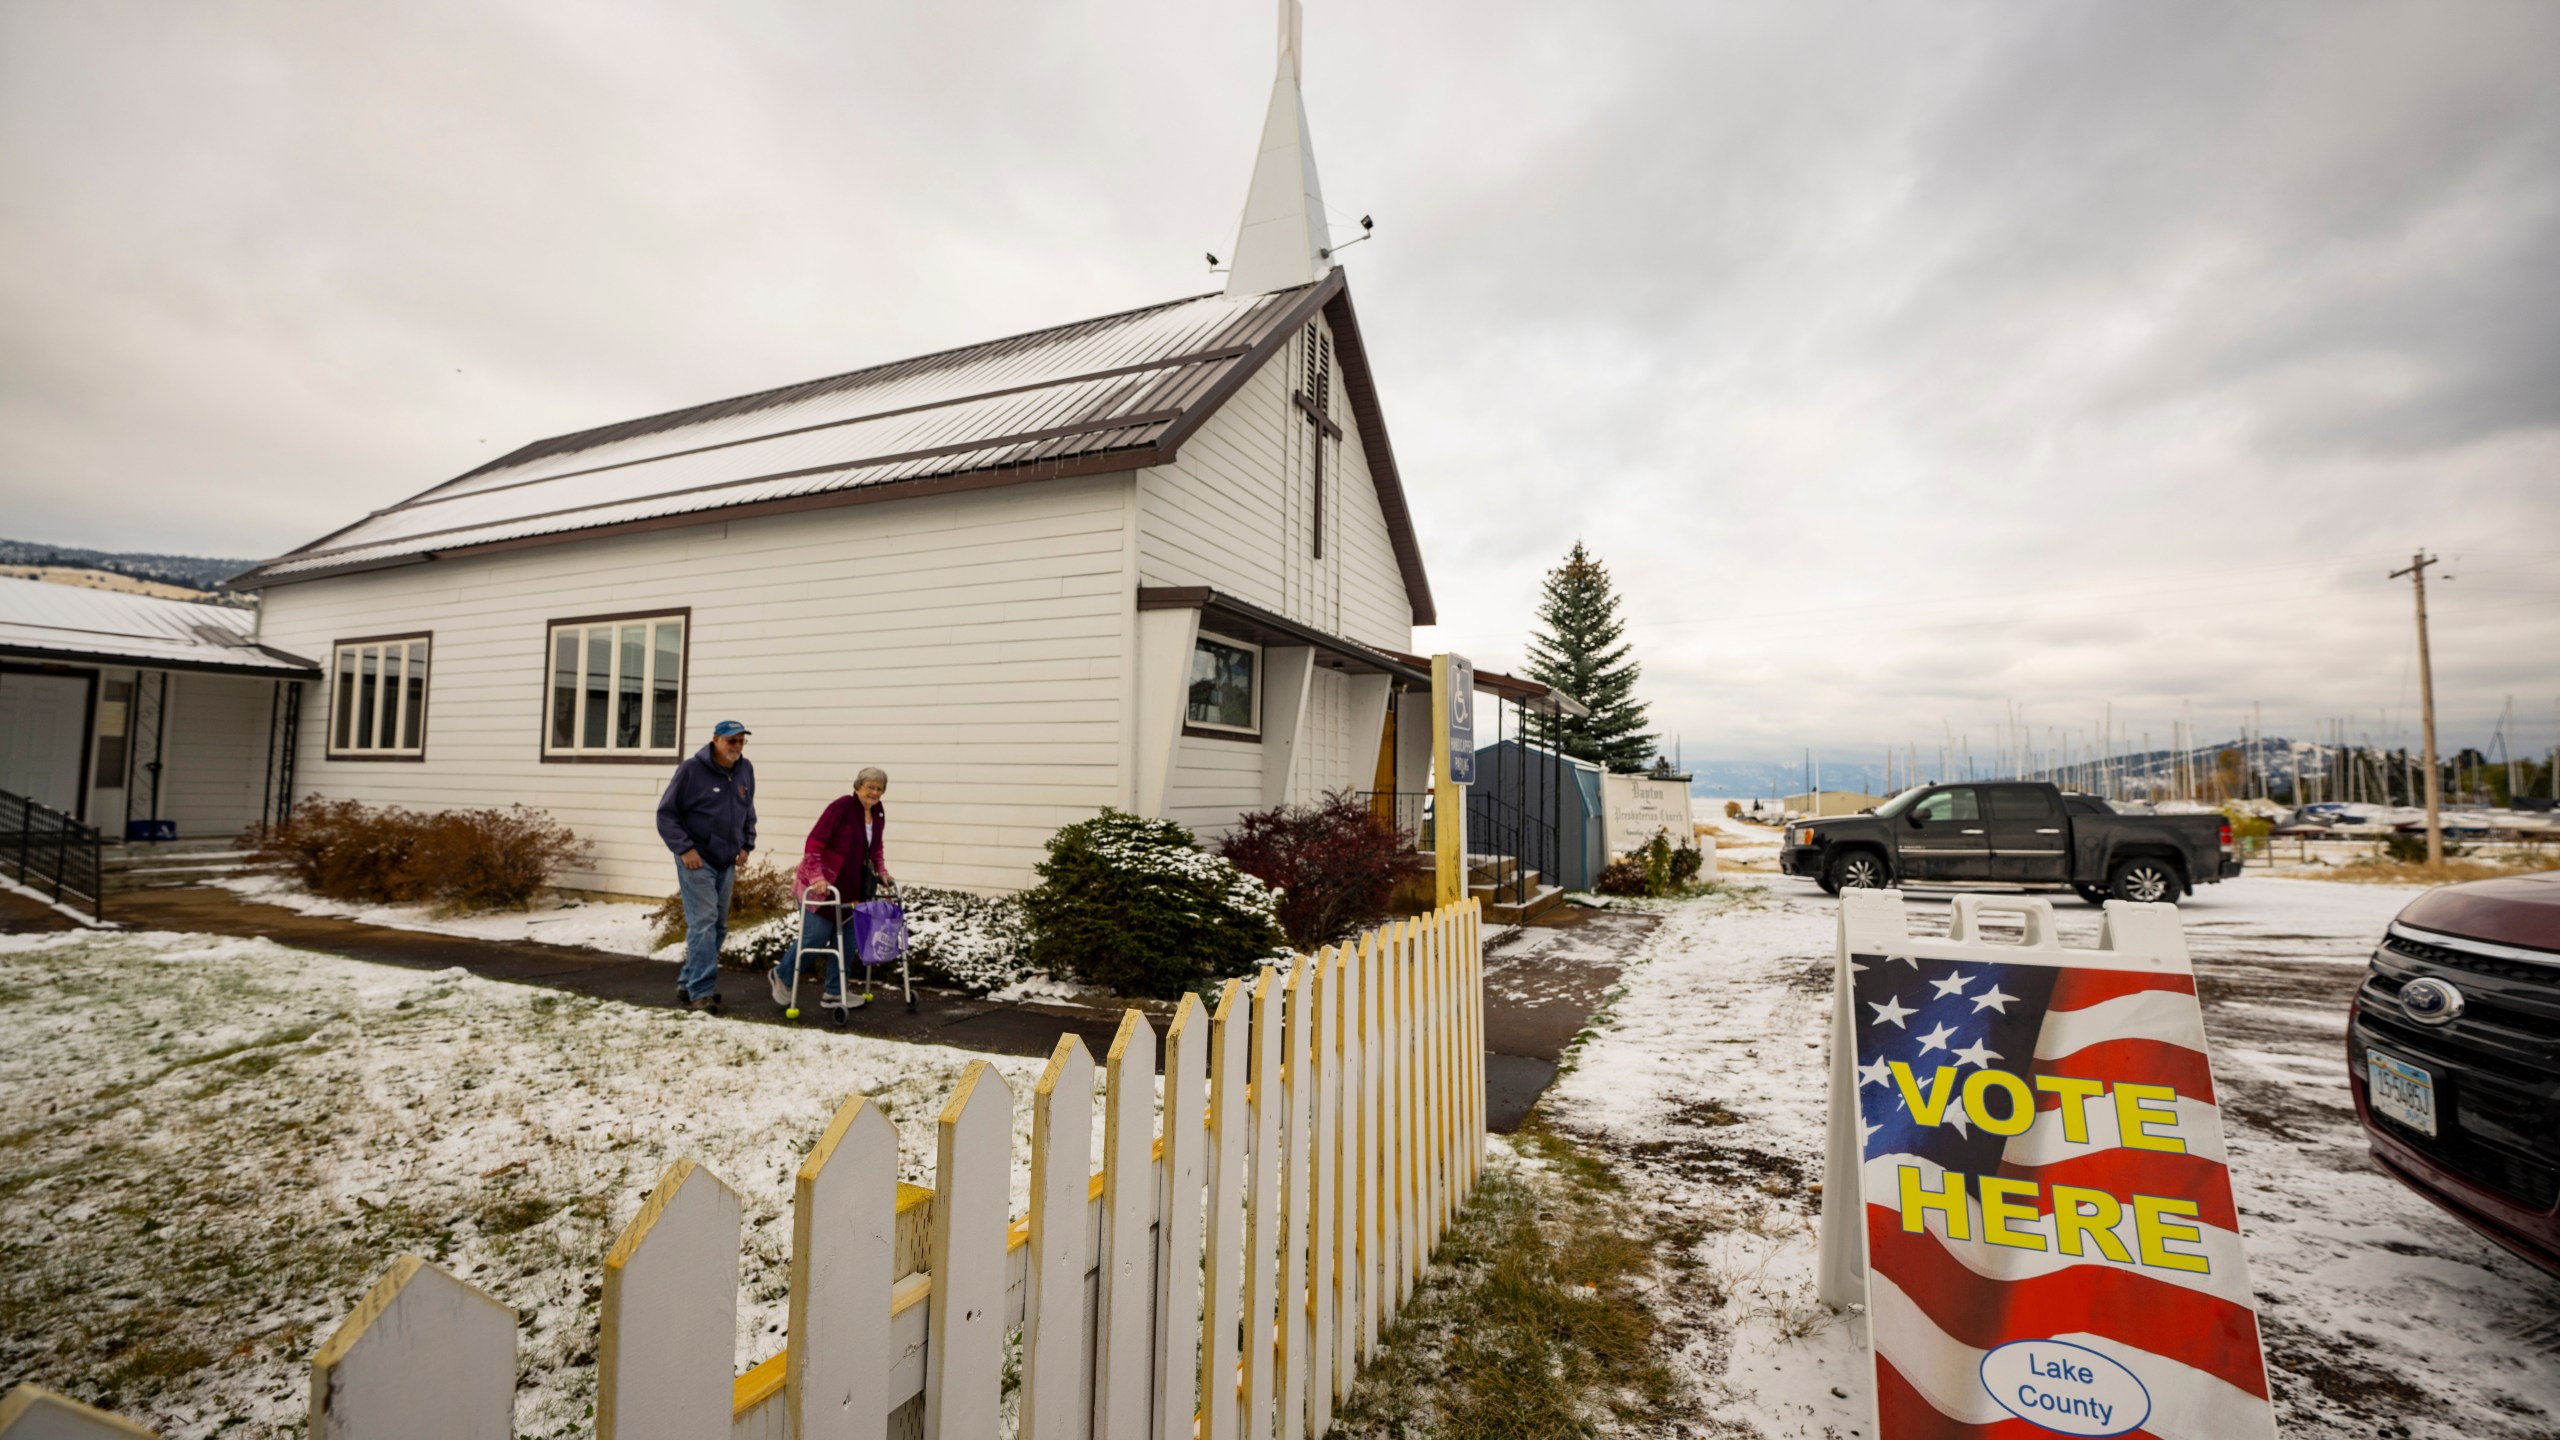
[1818,891,2275,1439]
[1431,653,1474,907]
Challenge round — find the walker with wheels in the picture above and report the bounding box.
[783,877,913,1026]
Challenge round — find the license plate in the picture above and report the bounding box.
[2367,1050,2437,1137]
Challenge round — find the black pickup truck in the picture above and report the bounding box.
[1780,782,2239,902]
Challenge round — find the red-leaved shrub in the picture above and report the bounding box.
[1214,790,1410,949]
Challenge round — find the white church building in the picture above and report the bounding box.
[236,7,1448,897]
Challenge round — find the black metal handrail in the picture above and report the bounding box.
[1,787,105,922]
[1466,789,1558,908]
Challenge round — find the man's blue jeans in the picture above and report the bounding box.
[676,859,734,1000]
[776,904,848,999]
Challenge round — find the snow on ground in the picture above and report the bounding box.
[214,872,670,957]
[1544,875,2560,1439]
[0,928,1122,1439]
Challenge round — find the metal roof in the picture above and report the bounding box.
[233,274,1436,621]
[0,577,318,677]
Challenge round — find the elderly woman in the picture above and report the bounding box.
[769,768,892,1011]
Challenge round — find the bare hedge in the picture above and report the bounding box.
[242,799,591,911]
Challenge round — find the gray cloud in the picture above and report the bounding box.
[3,0,2553,762]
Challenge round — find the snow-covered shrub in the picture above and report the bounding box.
[713,886,1035,992]
[1214,790,1408,949]
[889,886,1029,994]
[1022,809,1283,999]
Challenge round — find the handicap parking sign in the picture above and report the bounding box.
[1444,654,1474,786]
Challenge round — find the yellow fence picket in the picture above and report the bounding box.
[785,1096,896,1440]
[1277,958,1313,1440]
[1199,978,1250,1440]
[307,1255,513,1440]
[599,1159,741,1440]
[1307,946,1340,1435]
[1397,919,1422,1312]
[1241,965,1284,1440]
[1022,1037,1095,1440]
[1096,1011,1159,1440]
[1359,924,1385,1360]
[1468,900,1486,1183]
[924,1062,1012,1439]
[1155,993,1209,1440]
[0,1386,159,1439]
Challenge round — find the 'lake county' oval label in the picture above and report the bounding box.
[1978,1340,2152,1437]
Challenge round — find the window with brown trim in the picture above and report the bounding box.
[544,612,687,760]
[328,635,431,759]
[1186,631,1261,736]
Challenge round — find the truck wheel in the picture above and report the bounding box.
[2072,883,2107,906]
[1828,851,1890,892]
[2108,859,2181,904]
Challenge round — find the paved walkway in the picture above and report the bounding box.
[18,884,1656,1123]
[1480,906,1658,1131]
[102,886,1141,1065]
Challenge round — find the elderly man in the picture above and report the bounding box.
[655,719,757,1011]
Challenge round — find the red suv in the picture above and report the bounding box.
[2348,870,2560,1277]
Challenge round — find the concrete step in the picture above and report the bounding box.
[1484,884,1566,925]
[1469,868,1542,900]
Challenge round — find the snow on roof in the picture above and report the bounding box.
[0,577,317,676]
[238,282,1332,585]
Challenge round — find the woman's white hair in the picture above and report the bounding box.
[855,766,889,788]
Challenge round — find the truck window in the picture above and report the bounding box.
[1986,787,2057,820]
[1913,788,1980,822]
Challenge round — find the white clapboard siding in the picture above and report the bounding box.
[307,1256,513,1440]
[926,1062,1013,1439]
[601,1159,743,1440]
[1240,965,1285,1440]
[1134,315,1412,654]
[1154,994,1210,1440]
[1022,1037,1096,1440]
[253,476,1142,896]
[1306,946,1340,1435]
[1199,978,1250,1440]
[1276,958,1312,1440]
[1096,1012,1159,1440]
[58,900,1488,1440]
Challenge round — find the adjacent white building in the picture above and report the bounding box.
[0,577,315,839]
[233,8,1443,897]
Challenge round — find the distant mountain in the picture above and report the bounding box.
[0,538,257,594]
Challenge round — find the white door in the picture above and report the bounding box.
[0,672,90,815]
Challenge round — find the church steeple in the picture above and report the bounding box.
[1223,0,1332,297]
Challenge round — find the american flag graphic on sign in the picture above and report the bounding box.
[1848,944,2276,1439]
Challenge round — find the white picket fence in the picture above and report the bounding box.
[3,899,1485,1440]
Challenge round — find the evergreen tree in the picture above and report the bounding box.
[1523,541,1657,772]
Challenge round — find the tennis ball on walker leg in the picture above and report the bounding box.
[785,1006,800,1019]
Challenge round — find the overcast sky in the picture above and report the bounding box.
[4,1,2554,766]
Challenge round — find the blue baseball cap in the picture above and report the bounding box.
[711,720,752,738]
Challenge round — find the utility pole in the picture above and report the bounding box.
[2390,552,2448,866]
